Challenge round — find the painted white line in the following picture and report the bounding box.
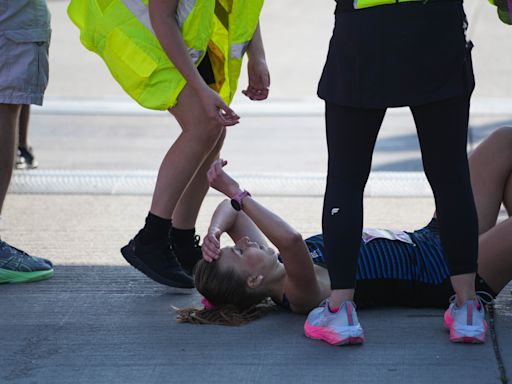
[10,170,433,197]
[32,97,512,117]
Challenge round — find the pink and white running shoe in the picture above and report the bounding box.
[444,295,489,344]
[304,300,364,346]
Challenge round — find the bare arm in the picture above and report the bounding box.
[243,22,270,101]
[148,0,239,125]
[247,23,266,62]
[207,160,320,304]
[149,0,204,91]
[202,199,269,261]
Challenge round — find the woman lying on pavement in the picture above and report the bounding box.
[177,127,512,345]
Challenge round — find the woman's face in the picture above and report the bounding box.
[218,236,279,278]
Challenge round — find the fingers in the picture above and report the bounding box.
[207,158,227,186]
[202,233,221,262]
[244,66,270,101]
[214,159,224,175]
[243,86,269,101]
[217,104,240,127]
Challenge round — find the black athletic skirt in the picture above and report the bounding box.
[318,0,475,108]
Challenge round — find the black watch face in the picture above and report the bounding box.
[231,199,241,211]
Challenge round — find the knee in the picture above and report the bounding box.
[490,126,512,145]
[487,127,512,161]
[189,120,225,149]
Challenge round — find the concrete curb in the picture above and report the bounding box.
[9,170,433,197]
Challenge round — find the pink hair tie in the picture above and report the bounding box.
[201,297,216,310]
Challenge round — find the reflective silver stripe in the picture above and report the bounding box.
[177,0,203,63]
[230,41,250,59]
[176,0,197,28]
[188,48,204,65]
[121,0,203,64]
[120,0,155,34]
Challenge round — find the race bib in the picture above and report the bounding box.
[362,228,415,245]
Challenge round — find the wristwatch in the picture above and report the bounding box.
[231,190,251,211]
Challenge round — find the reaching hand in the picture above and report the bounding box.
[242,58,270,101]
[207,159,241,198]
[202,227,221,262]
[197,85,240,127]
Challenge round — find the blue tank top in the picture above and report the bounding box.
[305,219,449,285]
[278,219,454,309]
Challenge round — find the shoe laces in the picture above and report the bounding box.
[448,291,495,309]
[0,240,30,257]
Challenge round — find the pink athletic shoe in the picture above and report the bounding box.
[304,300,364,346]
[444,296,488,344]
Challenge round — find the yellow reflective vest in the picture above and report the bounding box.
[353,0,418,9]
[68,0,264,110]
[489,0,511,25]
[355,0,511,25]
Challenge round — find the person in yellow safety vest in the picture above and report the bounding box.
[69,0,269,289]
[306,0,493,347]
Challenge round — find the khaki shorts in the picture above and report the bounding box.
[0,29,51,106]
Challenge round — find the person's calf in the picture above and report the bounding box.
[0,104,22,213]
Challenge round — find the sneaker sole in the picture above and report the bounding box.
[450,335,485,344]
[120,245,194,289]
[304,322,364,346]
[444,312,486,344]
[0,268,54,284]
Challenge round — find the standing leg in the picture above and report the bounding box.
[305,102,385,346]
[150,85,225,220]
[0,104,21,213]
[0,104,53,284]
[121,84,225,288]
[411,95,485,343]
[170,128,226,274]
[18,104,30,148]
[16,104,38,170]
[171,127,225,230]
[411,95,478,303]
[323,103,386,299]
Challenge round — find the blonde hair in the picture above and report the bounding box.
[176,259,276,326]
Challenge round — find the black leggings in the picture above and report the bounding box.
[323,95,479,290]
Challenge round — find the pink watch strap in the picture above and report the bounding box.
[233,189,251,208]
[233,190,251,205]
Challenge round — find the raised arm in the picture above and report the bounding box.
[202,199,269,262]
[207,160,320,305]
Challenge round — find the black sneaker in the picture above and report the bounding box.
[170,234,202,276]
[121,231,194,288]
[16,146,38,170]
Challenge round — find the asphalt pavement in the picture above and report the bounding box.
[1,1,512,383]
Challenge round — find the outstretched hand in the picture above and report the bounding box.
[197,85,240,127]
[207,159,242,198]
